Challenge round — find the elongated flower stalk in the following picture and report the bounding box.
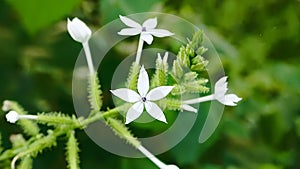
[137,145,179,169]
[67,17,94,75]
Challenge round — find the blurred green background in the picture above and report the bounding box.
[0,0,300,169]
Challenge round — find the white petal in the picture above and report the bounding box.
[216,94,242,106]
[215,78,227,88]
[146,86,174,101]
[126,102,144,124]
[145,102,167,123]
[142,17,157,29]
[141,33,154,45]
[6,111,19,123]
[118,28,141,36]
[215,76,228,86]
[137,65,149,96]
[110,88,140,103]
[67,17,92,43]
[223,94,242,106]
[119,15,142,28]
[214,76,228,99]
[148,29,174,37]
[181,104,198,113]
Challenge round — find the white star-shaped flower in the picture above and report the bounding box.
[118,15,174,45]
[110,66,174,124]
[181,76,242,112]
[137,145,180,169]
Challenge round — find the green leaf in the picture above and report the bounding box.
[6,0,81,34]
[99,0,164,24]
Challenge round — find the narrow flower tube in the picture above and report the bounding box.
[182,95,214,105]
[6,111,37,123]
[137,145,179,169]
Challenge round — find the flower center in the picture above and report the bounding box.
[142,27,146,32]
[141,97,147,102]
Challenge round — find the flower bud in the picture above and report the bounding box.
[67,17,91,43]
[2,100,11,111]
[6,111,19,123]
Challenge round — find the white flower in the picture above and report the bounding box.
[214,76,242,106]
[182,76,242,112]
[67,17,92,43]
[6,111,38,123]
[110,66,174,124]
[118,15,174,45]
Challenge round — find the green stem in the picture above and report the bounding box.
[80,103,130,127]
